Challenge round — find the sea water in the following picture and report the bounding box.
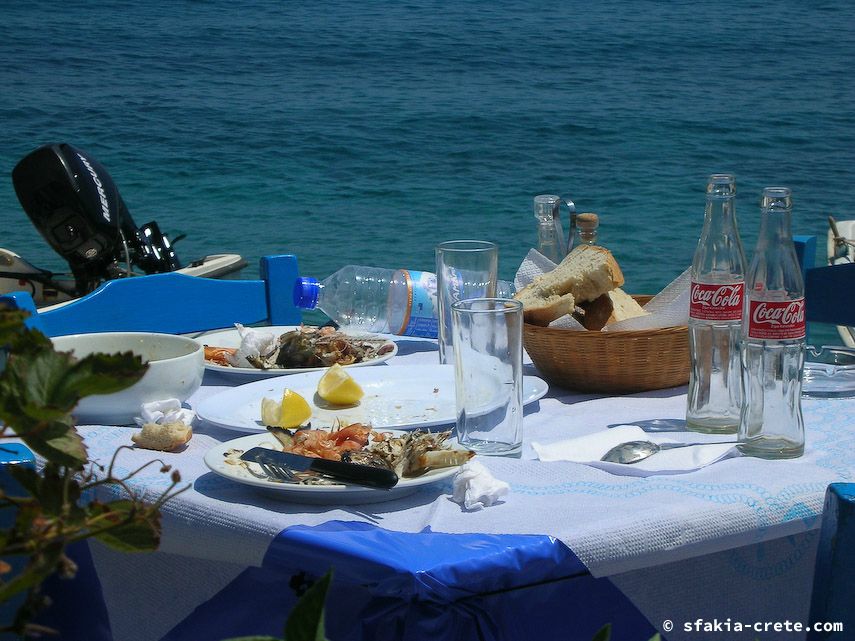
[0,1,853,343]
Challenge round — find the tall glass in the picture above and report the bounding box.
[452,298,524,456]
[435,240,498,364]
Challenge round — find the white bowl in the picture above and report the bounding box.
[50,332,204,425]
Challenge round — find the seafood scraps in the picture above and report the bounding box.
[267,422,373,461]
[346,430,475,478]
[205,324,394,370]
[266,423,474,479]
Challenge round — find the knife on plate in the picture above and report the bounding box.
[240,447,399,489]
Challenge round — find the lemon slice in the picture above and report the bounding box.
[260,389,312,428]
[317,363,364,406]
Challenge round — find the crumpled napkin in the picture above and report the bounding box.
[452,460,510,510]
[228,323,277,367]
[532,425,739,477]
[134,398,196,427]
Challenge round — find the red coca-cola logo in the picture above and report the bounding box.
[689,282,744,321]
[747,299,806,340]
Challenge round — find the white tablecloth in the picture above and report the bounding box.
[78,337,855,640]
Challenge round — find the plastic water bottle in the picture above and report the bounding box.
[738,187,805,459]
[686,174,747,434]
[294,265,513,338]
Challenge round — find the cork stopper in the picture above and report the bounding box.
[576,212,599,230]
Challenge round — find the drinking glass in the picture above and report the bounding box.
[435,240,498,364]
[451,298,523,456]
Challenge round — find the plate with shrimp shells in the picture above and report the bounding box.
[195,325,398,379]
[203,431,468,504]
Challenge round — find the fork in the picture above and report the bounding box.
[246,460,295,483]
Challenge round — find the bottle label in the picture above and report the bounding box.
[689,281,744,321]
[396,270,439,338]
[747,298,806,340]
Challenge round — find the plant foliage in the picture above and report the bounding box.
[0,310,187,638]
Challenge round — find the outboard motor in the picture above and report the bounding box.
[11,143,180,295]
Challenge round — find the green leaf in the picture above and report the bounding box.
[0,309,30,343]
[0,342,146,468]
[11,464,61,516]
[5,465,41,498]
[0,313,51,356]
[284,570,332,641]
[0,346,146,419]
[20,422,87,468]
[58,352,148,400]
[591,624,612,641]
[90,500,161,553]
[6,348,79,410]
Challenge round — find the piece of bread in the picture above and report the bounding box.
[514,245,625,325]
[577,294,614,330]
[607,288,648,324]
[132,421,193,452]
[577,288,649,330]
[514,289,576,326]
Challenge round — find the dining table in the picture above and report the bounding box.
[35,333,855,641]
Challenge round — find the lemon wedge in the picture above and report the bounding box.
[260,389,312,428]
[317,363,364,406]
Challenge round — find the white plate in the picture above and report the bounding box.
[194,326,398,378]
[194,364,548,433]
[203,432,463,504]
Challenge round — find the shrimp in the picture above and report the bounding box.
[331,422,372,448]
[204,346,237,366]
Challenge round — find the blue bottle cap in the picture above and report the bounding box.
[293,277,321,309]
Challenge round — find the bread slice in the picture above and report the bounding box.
[577,288,649,330]
[577,294,613,330]
[132,421,193,452]
[514,245,625,325]
[607,288,648,324]
[514,289,576,326]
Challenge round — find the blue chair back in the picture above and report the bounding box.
[793,236,855,330]
[804,263,855,328]
[0,254,301,337]
[808,483,855,639]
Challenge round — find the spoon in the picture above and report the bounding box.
[601,440,738,464]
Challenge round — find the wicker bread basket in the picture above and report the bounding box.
[523,295,689,393]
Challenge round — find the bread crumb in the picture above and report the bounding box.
[132,421,193,452]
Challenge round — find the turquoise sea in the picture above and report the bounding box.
[1,1,853,340]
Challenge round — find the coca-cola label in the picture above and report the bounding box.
[689,281,744,321]
[747,298,806,340]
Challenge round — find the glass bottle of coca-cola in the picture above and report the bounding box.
[738,187,805,459]
[687,174,747,434]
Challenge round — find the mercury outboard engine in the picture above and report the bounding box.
[11,143,181,295]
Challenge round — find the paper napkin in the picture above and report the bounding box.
[452,460,510,510]
[134,398,196,427]
[531,425,739,477]
[228,323,277,367]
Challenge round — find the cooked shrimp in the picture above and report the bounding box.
[204,346,237,366]
[331,422,371,448]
